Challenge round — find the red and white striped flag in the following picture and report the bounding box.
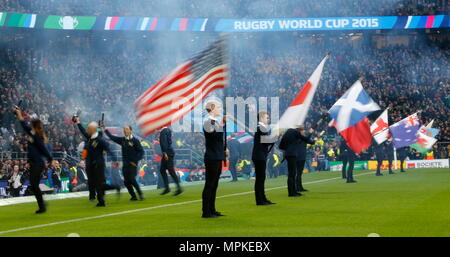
[135,38,229,136]
[277,55,328,129]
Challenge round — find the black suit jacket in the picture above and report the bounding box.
[20,121,52,165]
[159,127,175,156]
[252,123,275,161]
[77,123,112,166]
[339,139,356,158]
[296,133,315,161]
[104,129,144,165]
[279,128,314,159]
[203,118,225,161]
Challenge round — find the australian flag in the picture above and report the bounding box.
[389,113,421,149]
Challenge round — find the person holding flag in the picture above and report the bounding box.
[370,108,390,176]
[374,141,385,176]
[328,79,380,183]
[252,111,278,205]
[132,37,229,217]
[274,55,328,195]
[279,125,315,196]
[339,138,356,183]
[385,140,395,174]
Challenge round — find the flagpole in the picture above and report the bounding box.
[221,34,229,167]
[394,147,398,170]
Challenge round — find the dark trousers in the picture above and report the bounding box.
[400,159,405,171]
[387,159,393,172]
[286,156,297,196]
[376,159,382,175]
[229,158,238,181]
[123,163,142,198]
[341,159,347,179]
[202,160,222,215]
[10,187,21,197]
[342,155,355,182]
[87,163,117,204]
[86,166,97,199]
[159,155,180,189]
[29,163,45,209]
[252,159,267,204]
[296,160,306,191]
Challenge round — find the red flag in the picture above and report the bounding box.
[277,55,328,129]
[339,117,372,154]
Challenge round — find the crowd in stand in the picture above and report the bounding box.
[0,0,447,17]
[0,11,449,198]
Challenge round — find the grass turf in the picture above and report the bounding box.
[0,168,449,237]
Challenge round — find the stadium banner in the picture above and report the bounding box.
[0,12,6,26]
[6,13,37,28]
[60,177,70,193]
[367,159,449,170]
[0,12,448,31]
[44,15,97,30]
[0,181,8,197]
[367,160,407,170]
[330,161,368,171]
[406,159,450,169]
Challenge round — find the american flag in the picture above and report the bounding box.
[135,38,229,136]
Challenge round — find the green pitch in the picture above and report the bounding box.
[0,168,449,237]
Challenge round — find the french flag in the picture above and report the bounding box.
[277,55,329,129]
[328,80,380,154]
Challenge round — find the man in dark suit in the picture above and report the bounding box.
[340,139,357,183]
[279,125,314,197]
[202,100,226,218]
[73,116,119,207]
[102,123,145,201]
[227,134,240,182]
[158,126,182,196]
[385,140,395,174]
[252,111,278,205]
[295,126,316,192]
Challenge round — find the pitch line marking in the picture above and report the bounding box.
[0,171,374,235]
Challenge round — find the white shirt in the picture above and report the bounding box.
[91,132,98,139]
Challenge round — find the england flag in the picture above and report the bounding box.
[370,109,389,144]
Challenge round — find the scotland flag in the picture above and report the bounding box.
[328,80,380,154]
[389,113,421,149]
[328,80,380,132]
